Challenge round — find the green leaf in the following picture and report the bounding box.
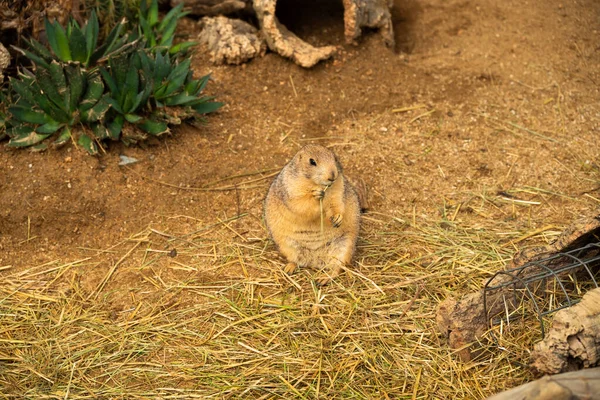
[79,74,105,111]
[100,67,118,97]
[77,132,98,155]
[17,74,66,122]
[153,52,171,82]
[90,21,124,65]
[104,96,124,114]
[184,79,201,96]
[110,54,130,94]
[139,0,148,17]
[37,120,63,134]
[130,80,152,112]
[193,101,224,114]
[32,88,70,123]
[31,143,48,152]
[169,41,197,55]
[10,78,35,105]
[7,124,34,137]
[69,23,88,63]
[80,96,110,122]
[158,3,185,33]
[53,126,72,147]
[107,114,124,139]
[122,65,140,113]
[65,64,85,113]
[158,16,178,48]
[197,74,210,93]
[138,119,168,135]
[46,19,72,61]
[12,46,52,70]
[138,16,155,47]
[92,122,109,139]
[165,58,191,92]
[147,0,159,27]
[84,11,99,64]
[9,106,51,124]
[24,38,53,61]
[37,63,67,114]
[8,129,51,147]
[124,113,143,123]
[162,93,199,106]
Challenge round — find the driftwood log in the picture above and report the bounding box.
[486,367,600,400]
[198,16,266,64]
[252,0,337,67]
[0,42,9,81]
[175,0,395,67]
[436,214,600,362]
[531,288,600,375]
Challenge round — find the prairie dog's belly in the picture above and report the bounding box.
[288,228,329,251]
[285,218,343,251]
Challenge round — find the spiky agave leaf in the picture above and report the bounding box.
[65,64,85,114]
[79,73,105,111]
[80,95,111,123]
[84,11,100,65]
[53,126,72,147]
[77,131,98,155]
[68,22,88,63]
[8,127,52,147]
[45,18,72,62]
[138,118,169,135]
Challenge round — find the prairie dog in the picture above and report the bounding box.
[264,144,361,285]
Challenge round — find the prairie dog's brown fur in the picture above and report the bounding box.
[264,145,361,285]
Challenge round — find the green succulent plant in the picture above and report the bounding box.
[7,63,110,153]
[5,1,222,155]
[138,0,197,56]
[83,0,140,40]
[138,51,223,117]
[100,52,168,143]
[15,10,134,69]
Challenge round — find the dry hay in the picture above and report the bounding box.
[0,205,567,399]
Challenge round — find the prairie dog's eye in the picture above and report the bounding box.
[309,158,317,166]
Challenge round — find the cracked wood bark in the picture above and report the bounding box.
[436,214,600,362]
[531,288,600,375]
[177,0,395,67]
[198,16,266,64]
[486,367,600,400]
[253,0,336,68]
[0,42,9,81]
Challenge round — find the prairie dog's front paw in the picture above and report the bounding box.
[312,189,325,200]
[283,262,298,275]
[330,214,343,228]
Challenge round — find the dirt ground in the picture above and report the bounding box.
[2,0,600,397]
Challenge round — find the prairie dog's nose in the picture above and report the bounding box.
[328,170,337,182]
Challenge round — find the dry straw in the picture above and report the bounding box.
[1,209,562,398]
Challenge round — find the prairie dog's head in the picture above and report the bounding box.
[291,144,340,188]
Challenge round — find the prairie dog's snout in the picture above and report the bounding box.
[327,169,337,183]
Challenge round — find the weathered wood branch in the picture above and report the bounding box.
[531,288,600,375]
[253,0,336,68]
[198,16,266,65]
[486,367,600,400]
[0,42,9,81]
[179,0,395,67]
[436,215,600,362]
